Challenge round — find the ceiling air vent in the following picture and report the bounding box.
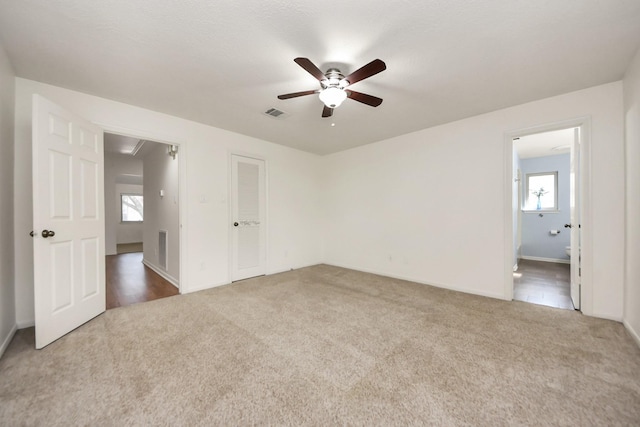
[263,107,289,119]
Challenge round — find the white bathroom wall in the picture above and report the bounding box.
[0,40,16,354]
[322,82,625,320]
[104,152,143,254]
[13,78,324,325]
[519,154,571,262]
[143,142,179,284]
[623,47,640,344]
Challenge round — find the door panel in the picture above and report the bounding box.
[33,95,105,349]
[238,226,260,269]
[81,237,100,299]
[51,241,73,313]
[80,159,98,218]
[49,150,72,218]
[231,155,266,281]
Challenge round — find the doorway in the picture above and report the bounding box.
[513,128,576,310]
[506,119,589,311]
[32,96,187,348]
[103,133,181,309]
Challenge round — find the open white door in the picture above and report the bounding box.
[569,127,581,310]
[231,155,266,281]
[33,95,105,349]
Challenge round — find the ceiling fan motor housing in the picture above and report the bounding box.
[321,68,348,89]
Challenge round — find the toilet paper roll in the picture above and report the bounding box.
[549,230,560,235]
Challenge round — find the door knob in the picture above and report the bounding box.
[233,222,239,227]
[41,229,56,238]
[564,224,572,228]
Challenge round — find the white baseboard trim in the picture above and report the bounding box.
[323,262,506,301]
[520,256,570,264]
[142,259,179,289]
[184,262,321,295]
[16,319,35,329]
[267,261,319,276]
[623,320,640,349]
[0,324,17,359]
[590,311,623,322]
[184,280,230,294]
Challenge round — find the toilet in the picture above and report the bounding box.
[565,246,571,258]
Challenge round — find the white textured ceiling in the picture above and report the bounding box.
[103,133,143,155]
[1,1,639,155]
[515,128,576,159]
[104,132,164,159]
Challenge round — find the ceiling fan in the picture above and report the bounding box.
[277,57,386,118]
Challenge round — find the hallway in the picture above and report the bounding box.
[106,252,179,309]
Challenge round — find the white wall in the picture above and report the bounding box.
[322,82,625,320]
[104,152,143,255]
[624,48,640,344]
[13,78,323,324]
[9,77,629,327]
[0,42,16,355]
[143,142,179,284]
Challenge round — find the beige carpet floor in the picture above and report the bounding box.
[1,265,639,425]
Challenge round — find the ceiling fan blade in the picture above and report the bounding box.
[294,57,326,82]
[346,90,383,107]
[343,59,386,86]
[277,90,318,100]
[322,105,334,118]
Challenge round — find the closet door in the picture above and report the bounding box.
[231,155,266,281]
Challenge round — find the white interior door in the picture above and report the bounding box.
[569,127,581,310]
[33,95,105,349]
[231,155,266,281]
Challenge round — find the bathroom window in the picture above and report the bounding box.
[524,172,558,211]
[121,194,144,222]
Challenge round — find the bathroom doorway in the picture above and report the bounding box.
[511,126,581,311]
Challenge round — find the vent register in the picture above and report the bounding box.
[159,230,167,269]
[263,108,288,118]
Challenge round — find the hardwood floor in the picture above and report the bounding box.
[106,252,179,310]
[513,259,574,310]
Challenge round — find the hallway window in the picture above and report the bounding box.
[524,172,557,211]
[121,194,144,222]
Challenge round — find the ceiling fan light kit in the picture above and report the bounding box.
[278,57,386,117]
[319,86,347,108]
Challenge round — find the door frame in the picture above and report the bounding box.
[99,124,187,294]
[515,167,522,269]
[503,117,592,315]
[227,151,269,283]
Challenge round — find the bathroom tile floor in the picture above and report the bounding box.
[513,259,575,310]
